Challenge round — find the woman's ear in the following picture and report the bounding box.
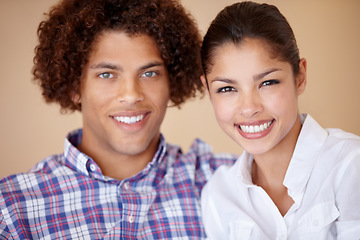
[200,75,210,96]
[296,58,307,96]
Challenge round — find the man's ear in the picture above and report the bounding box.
[200,75,210,96]
[71,92,81,105]
[71,92,82,111]
[296,58,307,96]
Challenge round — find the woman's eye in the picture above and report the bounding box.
[141,71,157,78]
[98,72,114,79]
[261,80,279,87]
[216,86,236,93]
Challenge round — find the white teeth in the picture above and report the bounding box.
[240,120,273,133]
[113,115,144,124]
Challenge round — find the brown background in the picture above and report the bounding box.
[1,0,359,177]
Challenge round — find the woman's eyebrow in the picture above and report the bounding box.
[210,68,282,84]
[210,77,237,84]
[253,68,281,81]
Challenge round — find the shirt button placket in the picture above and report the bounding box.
[313,219,319,227]
[279,234,286,240]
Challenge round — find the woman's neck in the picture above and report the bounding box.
[251,115,302,215]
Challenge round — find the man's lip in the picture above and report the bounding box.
[110,110,150,118]
[109,110,151,126]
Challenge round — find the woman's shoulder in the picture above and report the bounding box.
[324,128,360,160]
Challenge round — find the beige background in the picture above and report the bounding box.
[1,0,359,178]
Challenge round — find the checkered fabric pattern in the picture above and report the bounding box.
[0,129,236,239]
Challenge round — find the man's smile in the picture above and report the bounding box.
[112,114,145,124]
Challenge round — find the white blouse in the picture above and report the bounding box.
[201,114,360,240]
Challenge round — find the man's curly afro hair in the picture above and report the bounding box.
[33,0,203,112]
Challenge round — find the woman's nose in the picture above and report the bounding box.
[238,92,263,118]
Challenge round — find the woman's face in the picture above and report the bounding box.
[202,38,306,158]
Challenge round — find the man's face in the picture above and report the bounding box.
[77,31,170,163]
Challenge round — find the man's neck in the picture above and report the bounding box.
[78,135,160,181]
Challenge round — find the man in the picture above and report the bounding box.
[0,0,236,239]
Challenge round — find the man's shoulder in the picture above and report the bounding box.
[0,153,71,200]
[26,153,63,173]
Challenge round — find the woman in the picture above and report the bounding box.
[200,2,360,239]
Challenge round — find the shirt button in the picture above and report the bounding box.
[128,215,134,223]
[313,220,319,227]
[124,182,130,190]
[89,164,96,172]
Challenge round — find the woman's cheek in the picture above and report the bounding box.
[213,99,234,124]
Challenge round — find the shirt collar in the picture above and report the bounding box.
[236,114,328,192]
[63,129,92,177]
[62,129,167,182]
[235,151,254,186]
[283,114,328,204]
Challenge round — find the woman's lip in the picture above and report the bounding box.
[237,119,274,133]
[236,119,275,139]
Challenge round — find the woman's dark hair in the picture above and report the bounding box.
[33,0,203,112]
[201,1,300,77]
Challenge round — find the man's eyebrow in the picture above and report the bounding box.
[90,62,122,71]
[253,68,281,81]
[89,61,164,71]
[138,61,164,71]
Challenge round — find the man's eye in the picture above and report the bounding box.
[98,72,114,79]
[216,86,236,93]
[141,71,157,78]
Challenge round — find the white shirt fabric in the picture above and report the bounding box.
[201,114,360,240]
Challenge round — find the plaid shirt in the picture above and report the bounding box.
[0,129,236,239]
